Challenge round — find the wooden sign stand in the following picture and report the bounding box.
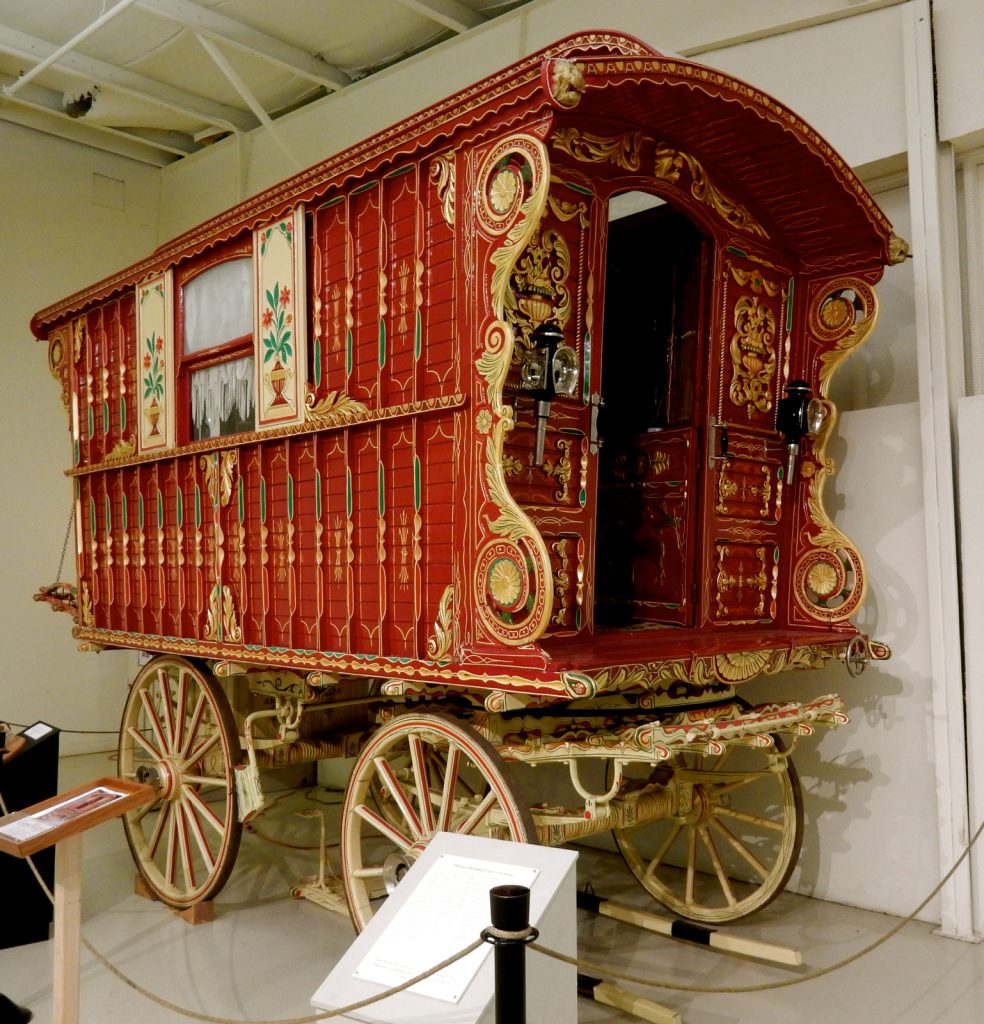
[0,777,154,1024]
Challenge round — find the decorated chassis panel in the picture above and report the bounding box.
[32,32,904,924]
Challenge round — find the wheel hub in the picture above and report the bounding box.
[136,760,177,800]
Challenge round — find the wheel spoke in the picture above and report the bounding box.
[353,801,412,851]
[715,805,786,833]
[409,736,435,833]
[157,667,177,753]
[642,820,683,883]
[709,816,769,881]
[180,797,217,872]
[685,827,697,906]
[174,800,196,890]
[372,757,423,840]
[456,791,497,836]
[127,724,161,761]
[700,826,737,907]
[138,689,169,757]
[179,692,208,762]
[184,729,221,768]
[436,746,461,833]
[184,786,227,836]
[148,801,171,859]
[182,774,228,788]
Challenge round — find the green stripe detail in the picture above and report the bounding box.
[238,478,245,523]
[195,486,202,529]
[315,470,322,519]
[260,478,267,523]
[314,337,322,388]
[157,491,163,528]
[415,310,422,361]
[346,468,353,519]
[379,320,386,368]
[347,329,353,377]
[176,490,183,528]
[89,498,96,538]
[288,473,295,521]
[378,463,385,517]
[138,493,144,530]
[414,457,421,511]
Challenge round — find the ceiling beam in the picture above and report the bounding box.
[0,99,178,165]
[136,0,352,91]
[388,0,487,34]
[0,23,256,132]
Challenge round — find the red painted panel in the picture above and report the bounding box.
[239,448,268,647]
[382,421,419,658]
[310,200,350,406]
[349,427,380,655]
[351,186,382,406]
[316,435,349,653]
[266,444,296,648]
[381,171,419,407]
[290,438,320,651]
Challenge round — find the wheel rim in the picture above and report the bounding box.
[614,741,803,923]
[118,656,242,908]
[341,712,534,931]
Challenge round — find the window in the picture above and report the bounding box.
[177,242,255,441]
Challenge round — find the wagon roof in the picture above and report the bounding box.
[567,50,900,273]
[31,30,899,336]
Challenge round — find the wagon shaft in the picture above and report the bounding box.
[484,694,848,766]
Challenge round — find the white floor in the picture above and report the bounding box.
[2,750,983,1024]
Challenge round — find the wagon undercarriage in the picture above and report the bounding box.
[117,653,854,926]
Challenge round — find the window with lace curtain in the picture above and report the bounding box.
[177,239,255,441]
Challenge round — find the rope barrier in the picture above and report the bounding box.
[2,778,982,1018]
[532,813,984,995]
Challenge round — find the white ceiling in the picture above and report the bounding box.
[0,0,534,166]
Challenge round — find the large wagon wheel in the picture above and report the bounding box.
[117,655,243,909]
[613,740,803,923]
[341,711,535,930]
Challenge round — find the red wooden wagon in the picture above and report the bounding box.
[31,31,905,927]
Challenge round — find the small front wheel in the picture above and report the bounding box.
[614,740,803,923]
[118,656,242,909]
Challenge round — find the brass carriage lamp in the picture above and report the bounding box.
[520,322,579,466]
[776,379,827,482]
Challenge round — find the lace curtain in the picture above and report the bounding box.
[190,357,255,439]
[183,258,253,355]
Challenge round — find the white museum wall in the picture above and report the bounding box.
[0,122,160,754]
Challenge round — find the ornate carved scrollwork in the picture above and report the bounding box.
[473,135,555,645]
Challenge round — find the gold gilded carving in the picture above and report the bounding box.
[655,146,768,238]
[79,581,94,628]
[547,190,589,229]
[729,295,777,415]
[729,264,781,297]
[508,226,572,348]
[547,58,585,108]
[542,438,573,503]
[426,585,455,660]
[715,544,769,619]
[201,450,238,508]
[105,438,136,463]
[475,135,554,645]
[304,388,369,425]
[429,153,455,227]
[205,584,242,643]
[889,232,911,265]
[552,127,643,171]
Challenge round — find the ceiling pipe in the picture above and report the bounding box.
[2,0,140,98]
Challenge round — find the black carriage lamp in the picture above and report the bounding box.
[520,321,579,466]
[776,379,828,482]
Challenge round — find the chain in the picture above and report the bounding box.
[55,504,75,582]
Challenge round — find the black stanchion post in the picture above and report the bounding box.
[483,884,538,1024]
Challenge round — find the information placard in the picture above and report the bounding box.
[311,832,577,1024]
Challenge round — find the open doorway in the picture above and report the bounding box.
[594,195,710,629]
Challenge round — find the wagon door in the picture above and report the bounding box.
[594,200,709,629]
[697,249,791,629]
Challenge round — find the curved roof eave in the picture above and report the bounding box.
[570,55,900,273]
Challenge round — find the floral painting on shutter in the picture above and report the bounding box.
[136,271,174,452]
[255,208,307,429]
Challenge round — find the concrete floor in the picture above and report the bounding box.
[1,749,982,1024]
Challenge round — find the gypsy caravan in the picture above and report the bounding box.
[32,31,905,927]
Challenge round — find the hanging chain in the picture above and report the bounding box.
[56,504,75,581]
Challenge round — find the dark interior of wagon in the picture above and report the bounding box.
[594,196,709,630]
